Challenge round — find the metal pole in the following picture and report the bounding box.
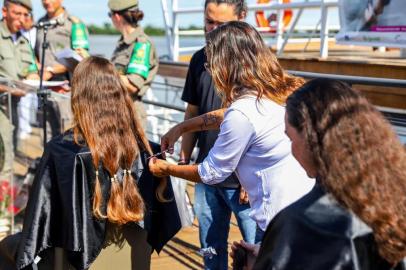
[38,26,50,146]
[6,91,14,233]
[319,1,329,58]
[161,0,174,60]
[172,0,180,61]
[277,0,309,56]
[275,0,284,52]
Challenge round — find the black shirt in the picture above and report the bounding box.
[182,48,239,188]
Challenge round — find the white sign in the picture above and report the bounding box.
[336,0,406,47]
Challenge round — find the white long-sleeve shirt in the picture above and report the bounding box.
[198,96,315,231]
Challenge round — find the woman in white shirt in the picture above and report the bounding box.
[149,21,315,232]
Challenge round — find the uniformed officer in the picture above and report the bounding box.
[36,0,89,81]
[0,0,38,176]
[108,0,158,127]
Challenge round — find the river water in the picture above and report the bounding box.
[89,35,204,59]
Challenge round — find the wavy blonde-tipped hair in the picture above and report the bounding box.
[205,21,304,107]
[286,78,406,265]
[71,56,167,225]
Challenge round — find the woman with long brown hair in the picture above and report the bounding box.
[233,78,406,269]
[149,21,315,235]
[8,56,181,270]
[71,55,151,224]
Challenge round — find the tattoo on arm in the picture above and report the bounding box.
[200,113,222,130]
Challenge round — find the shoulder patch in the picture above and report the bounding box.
[71,20,89,50]
[126,42,151,79]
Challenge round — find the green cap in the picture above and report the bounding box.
[4,0,32,11]
[108,0,138,12]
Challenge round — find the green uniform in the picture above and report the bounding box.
[0,21,37,80]
[0,20,37,176]
[0,107,13,177]
[111,26,158,126]
[35,10,89,79]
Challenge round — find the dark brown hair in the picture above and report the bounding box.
[204,0,247,17]
[117,7,144,27]
[71,56,163,225]
[205,21,304,107]
[286,78,406,264]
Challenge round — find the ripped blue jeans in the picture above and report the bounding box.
[194,183,260,270]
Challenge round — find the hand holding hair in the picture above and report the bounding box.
[148,157,171,178]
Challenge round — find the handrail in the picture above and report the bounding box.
[288,71,406,88]
[143,99,185,112]
[158,60,406,89]
[173,1,338,14]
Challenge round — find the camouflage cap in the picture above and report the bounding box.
[108,0,138,12]
[4,0,32,11]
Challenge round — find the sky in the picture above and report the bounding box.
[30,0,340,28]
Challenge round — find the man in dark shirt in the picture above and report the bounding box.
[180,1,257,269]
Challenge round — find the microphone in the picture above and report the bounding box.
[36,17,64,28]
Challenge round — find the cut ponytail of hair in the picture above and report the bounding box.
[92,169,107,219]
[122,172,145,222]
[107,179,126,223]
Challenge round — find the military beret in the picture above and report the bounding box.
[108,0,138,12]
[4,0,32,11]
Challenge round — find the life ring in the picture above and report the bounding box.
[255,0,293,33]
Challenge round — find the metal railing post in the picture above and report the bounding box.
[275,0,284,52]
[161,0,174,60]
[172,0,180,61]
[277,0,309,56]
[320,0,329,58]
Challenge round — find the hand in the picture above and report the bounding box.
[75,48,90,59]
[26,73,40,80]
[160,124,183,158]
[120,75,139,95]
[10,88,26,97]
[239,187,249,205]
[148,157,171,177]
[42,70,53,81]
[0,85,26,97]
[231,240,260,270]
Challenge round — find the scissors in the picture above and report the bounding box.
[147,148,174,160]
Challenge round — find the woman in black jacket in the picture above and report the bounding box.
[232,79,406,270]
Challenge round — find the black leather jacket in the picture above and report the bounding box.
[254,184,405,270]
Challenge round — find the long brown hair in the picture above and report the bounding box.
[71,56,152,225]
[286,78,406,264]
[205,21,304,107]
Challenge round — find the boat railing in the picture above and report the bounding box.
[143,61,406,151]
[160,0,340,60]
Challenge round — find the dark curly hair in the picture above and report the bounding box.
[286,78,406,264]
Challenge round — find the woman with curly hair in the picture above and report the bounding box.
[233,78,406,269]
